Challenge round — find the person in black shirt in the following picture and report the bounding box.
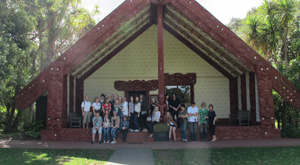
[139,94,147,132]
[169,93,181,126]
[208,104,217,142]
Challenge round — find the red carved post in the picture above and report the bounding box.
[157,5,166,121]
[46,61,65,130]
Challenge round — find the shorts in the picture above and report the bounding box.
[170,124,176,128]
[83,111,92,123]
[92,126,102,134]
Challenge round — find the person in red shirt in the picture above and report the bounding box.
[102,98,111,115]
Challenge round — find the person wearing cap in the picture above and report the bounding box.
[187,101,198,141]
[169,93,181,125]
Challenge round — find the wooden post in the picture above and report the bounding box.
[157,5,165,104]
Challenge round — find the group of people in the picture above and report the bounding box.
[81,93,217,144]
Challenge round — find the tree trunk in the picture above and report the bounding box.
[11,110,23,133]
[284,25,288,74]
[3,101,16,133]
[282,102,287,128]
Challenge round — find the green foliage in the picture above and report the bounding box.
[22,120,44,138]
[281,125,300,137]
[154,147,300,165]
[0,148,114,165]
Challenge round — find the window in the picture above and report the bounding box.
[165,85,191,107]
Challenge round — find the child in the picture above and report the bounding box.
[92,112,102,144]
[198,102,209,141]
[121,116,129,142]
[165,111,177,142]
[178,104,188,142]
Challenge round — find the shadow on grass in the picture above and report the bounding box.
[0,148,114,165]
[153,146,300,165]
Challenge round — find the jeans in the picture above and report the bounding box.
[118,113,123,131]
[111,128,118,139]
[134,112,139,130]
[122,129,128,141]
[147,121,158,134]
[139,113,147,130]
[200,123,207,139]
[180,122,187,140]
[189,122,198,140]
[103,127,111,142]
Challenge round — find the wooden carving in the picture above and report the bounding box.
[114,80,159,91]
[151,0,170,5]
[46,61,64,130]
[164,73,196,85]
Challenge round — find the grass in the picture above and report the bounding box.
[0,129,22,140]
[0,148,114,165]
[153,146,300,165]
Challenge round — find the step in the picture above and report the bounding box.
[116,132,150,138]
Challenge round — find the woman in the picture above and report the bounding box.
[110,111,120,143]
[139,94,147,132]
[91,97,101,125]
[128,96,135,131]
[121,115,129,142]
[178,104,188,142]
[208,104,217,142]
[103,113,111,143]
[150,97,157,118]
[147,106,160,137]
[165,94,170,111]
[102,98,111,115]
[118,96,123,105]
[134,96,141,132]
[92,97,101,115]
[165,111,177,142]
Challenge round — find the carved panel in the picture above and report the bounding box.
[256,62,275,130]
[15,70,48,110]
[164,73,196,85]
[46,61,64,130]
[114,80,159,91]
[272,68,300,108]
[151,0,170,5]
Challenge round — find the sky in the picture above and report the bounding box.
[82,0,264,25]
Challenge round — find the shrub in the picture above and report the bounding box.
[281,125,300,138]
[22,120,44,138]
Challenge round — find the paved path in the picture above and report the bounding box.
[106,147,154,165]
[1,138,300,150]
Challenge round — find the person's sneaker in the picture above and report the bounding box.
[99,141,102,144]
[184,139,188,142]
[91,140,95,144]
[182,139,185,142]
[107,141,110,143]
[134,129,139,132]
[111,141,116,144]
[130,129,134,132]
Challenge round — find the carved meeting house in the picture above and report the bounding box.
[15,0,300,141]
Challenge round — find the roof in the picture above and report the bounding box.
[15,0,300,110]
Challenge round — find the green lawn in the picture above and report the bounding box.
[153,146,300,165]
[0,148,114,165]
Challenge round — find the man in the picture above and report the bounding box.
[122,97,129,117]
[188,101,198,141]
[92,112,103,144]
[169,93,180,125]
[81,96,92,129]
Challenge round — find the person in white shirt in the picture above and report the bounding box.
[188,101,198,141]
[122,97,129,116]
[134,96,141,132]
[81,96,92,129]
[91,97,101,124]
[147,106,161,137]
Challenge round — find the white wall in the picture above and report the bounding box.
[84,25,230,118]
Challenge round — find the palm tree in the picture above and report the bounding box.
[276,0,299,74]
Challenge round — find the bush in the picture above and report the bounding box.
[22,120,44,138]
[281,125,300,138]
